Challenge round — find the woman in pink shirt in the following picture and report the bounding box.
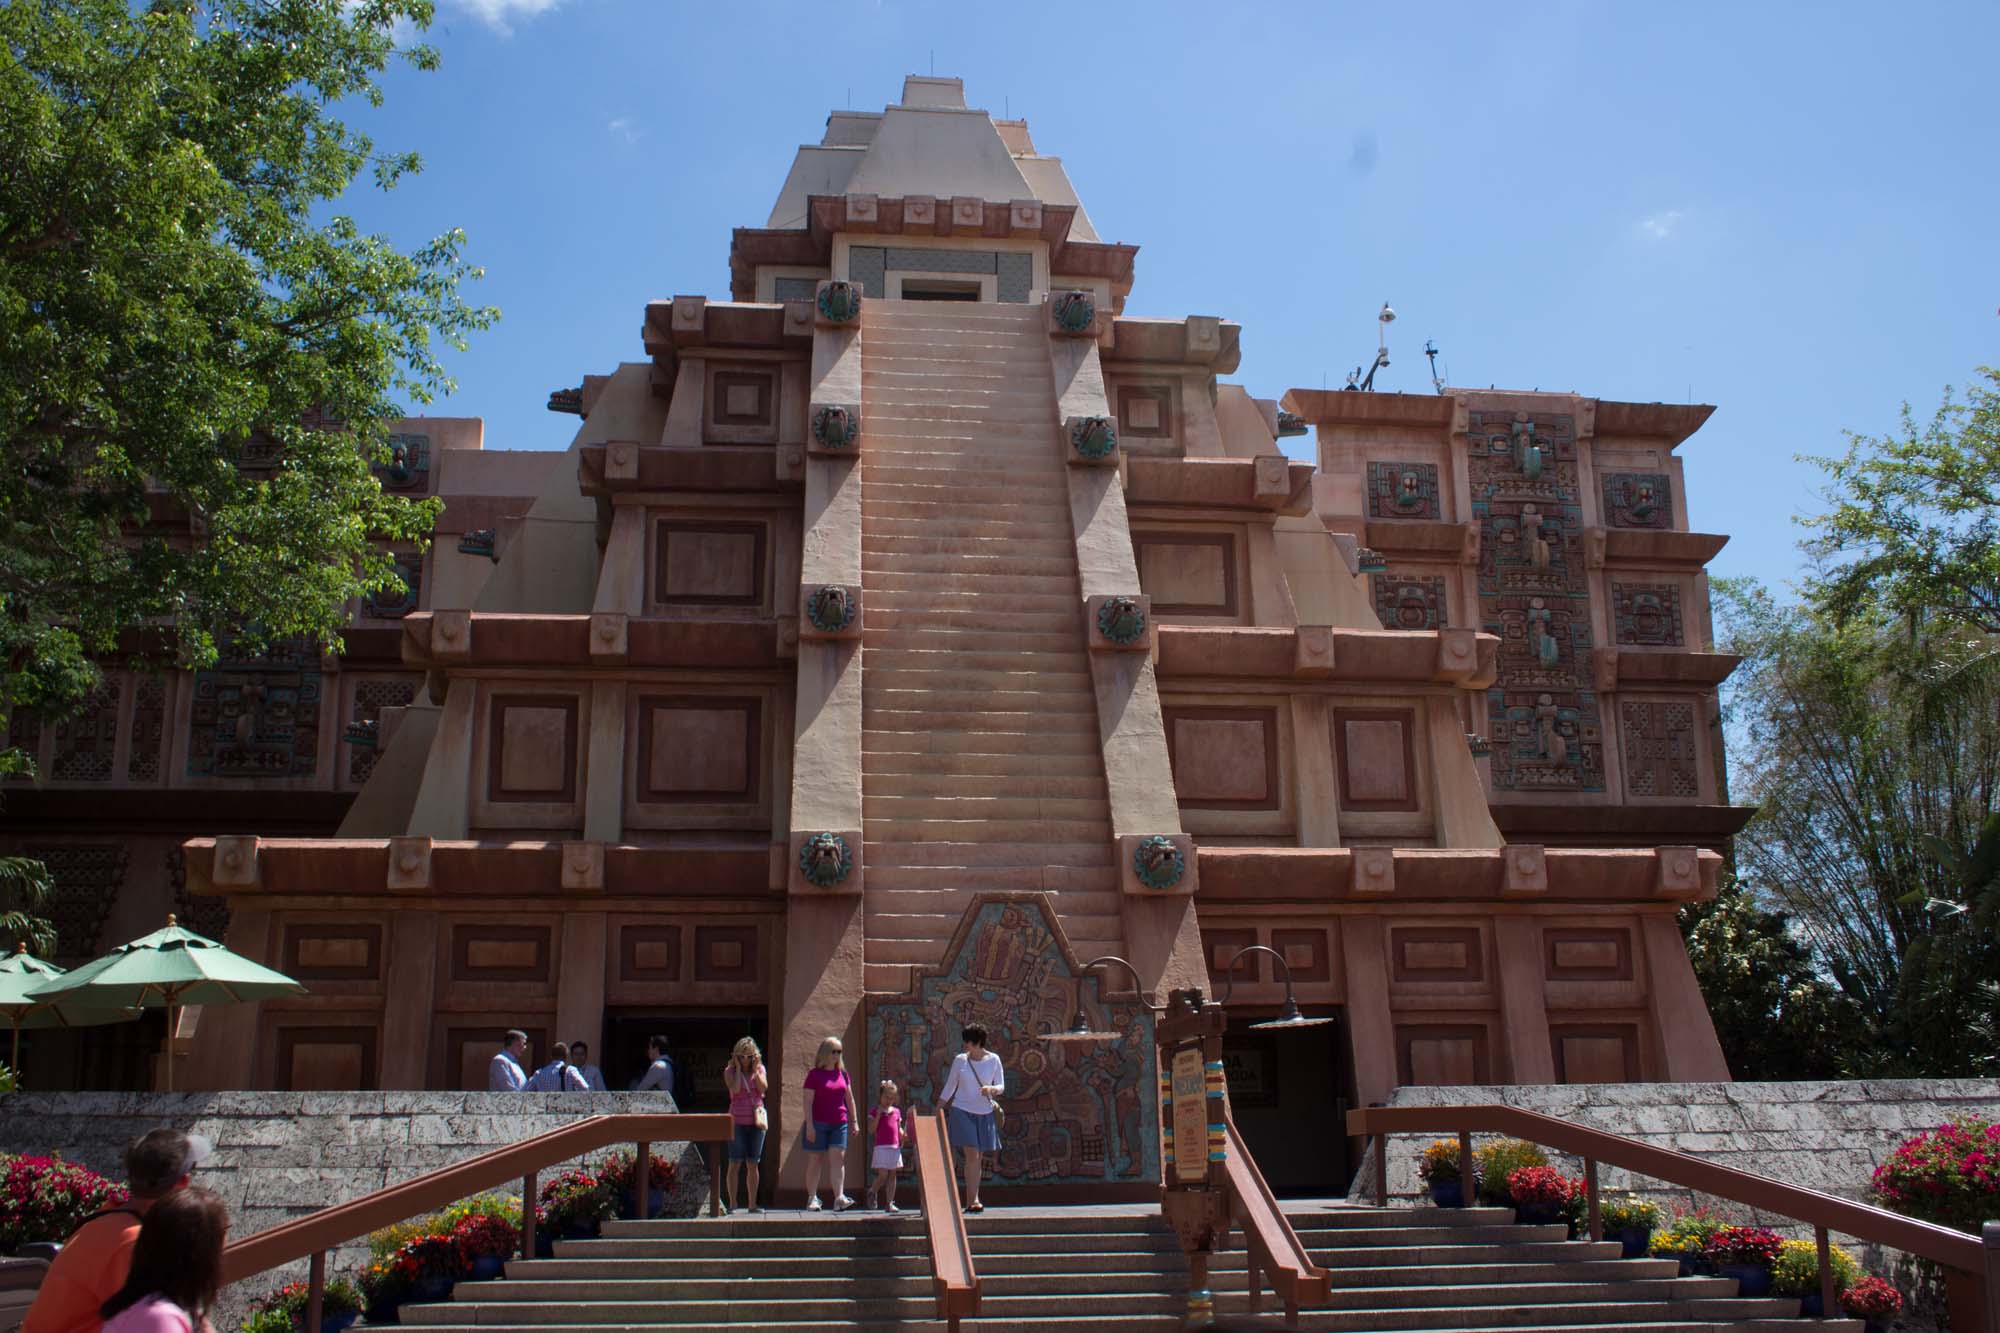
[98,1187,228,1333]
[721,1036,768,1213]
[799,1035,860,1211]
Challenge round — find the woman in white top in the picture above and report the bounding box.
[938,1023,1004,1213]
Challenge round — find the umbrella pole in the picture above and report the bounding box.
[8,1022,16,1076]
[165,999,175,1092]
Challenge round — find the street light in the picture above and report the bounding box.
[1041,946,1330,1044]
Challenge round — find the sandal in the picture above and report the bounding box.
[964,1201,984,1213]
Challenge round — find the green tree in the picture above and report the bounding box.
[0,0,493,775]
[1678,874,1852,1080]
[1802,367,2000,633]
[1717,580,2000,1074]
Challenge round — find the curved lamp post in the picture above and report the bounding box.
[1041,945,1331,1045]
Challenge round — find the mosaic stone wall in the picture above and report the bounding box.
[1468,410,1605,793]
[867,897,1159,1186]
[1372,574,1448,631]
[187,642,322,780]
[1366,461,1441,520]
[1612,582,1684,647]
[1620,699,1700,799]
[1601,472,1673,529]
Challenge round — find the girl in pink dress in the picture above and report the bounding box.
[866,1080,910,1211]
[99,1187,229,1333]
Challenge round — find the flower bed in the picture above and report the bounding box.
[1415,1140,1476,1207]
[1839,1274,1903,1327]
[0,1153,128,1253]
[243,1277,363,1333]
[597,1148,678,1219]
[1471,1138,1547,1206]
[1703,1224,1783,1299]
[1870,1117,2000,1234]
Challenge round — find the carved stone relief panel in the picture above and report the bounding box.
[187,642,323,780]
[1600,472,1673,529]
[1612,582,1684,647]
[1619,698,1701,800]
[50,680,120,782]
[1371,574,1447,631]
[1366,461,1441,520]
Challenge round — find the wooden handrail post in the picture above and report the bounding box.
[1981,1220,1997,1333]
[1585,1158,1600,1242]
[520,1170,537,1260]
[1457,1131,1473,1207]
[709,1139,722,1217]
[1374,1133,1388,1208]
[304,1251,324,1333]
[634,1141,650,1221]
[1815,1225,1834,1319]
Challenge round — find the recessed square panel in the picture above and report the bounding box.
[452,925,551,983]
[1545,929,1633,981]
[1333,709,1420,812]
[1116,382,1178,439]
[620,925,683,982]
[710,370,773,426]
[1395,1024,1490,1085]
[655,521,768,608]
[1552,1025,1640,1082]
[1391,927,1484,982]
[1164,707,1279,809]
[276,1026,378,1091]
[1134,532,1237,616]
[638,697,761,803]
[694,925,758,983]
[447,1024,546,1091]
[283,925,384,981]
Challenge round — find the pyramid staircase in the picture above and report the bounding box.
[388,1203,1862,1332]
[855,300,1123,994]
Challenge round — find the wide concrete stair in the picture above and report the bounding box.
[387,1204,1863,1333]
[856,300,1121,994]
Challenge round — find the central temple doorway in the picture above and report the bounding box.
[602,1008,767,1113]
[1222,1008,1356,1195]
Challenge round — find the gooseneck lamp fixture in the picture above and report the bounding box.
[1040,946,1330,1044]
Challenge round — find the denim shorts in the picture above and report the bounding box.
[729,1122,767,1162]
[945,1106,999,1153]
[800,1119,848,1153]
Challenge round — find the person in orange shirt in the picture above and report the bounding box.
[22,1128,211,1333]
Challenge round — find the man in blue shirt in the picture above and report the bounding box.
[527,1040,589,1091]
[633,1034,674,1100]
[569,1040,607,1092]
[488,1030,529,1091]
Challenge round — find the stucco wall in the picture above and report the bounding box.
[0,1091,709,1321]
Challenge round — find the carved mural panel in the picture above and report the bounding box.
[49,680,119,782]
[1468,409,1605,792]
[1366,461,1441,520]
[867,897,1158,1186]
[1612,582,1684,647]
[1371,574,1447,631]
[187,643,322,780]
[1600,472,1673,529]
[1620,699,1700,799]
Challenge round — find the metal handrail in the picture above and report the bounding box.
[1221,1110,1328,1319]
[1349,1103,1995,1331]
[220,1113,733,1330]
[914,1107,980,1331]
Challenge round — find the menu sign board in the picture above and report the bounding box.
[1171,1044,1208,1184]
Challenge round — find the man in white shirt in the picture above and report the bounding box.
[488,1030,529,1091]
[526,1040,589,1092]
[569,1040,607,1092]
[632,1034,674,1100]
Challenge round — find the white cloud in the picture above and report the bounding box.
[1638,209,1685,241]
[446,0,564,35]
[607,116,642,143]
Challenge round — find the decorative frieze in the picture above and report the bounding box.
[1372,575,1447,631]
[187,643,323,780]
[1612,582,1684,647]
[1601,472,1673,529]
[1367,461,1441,520]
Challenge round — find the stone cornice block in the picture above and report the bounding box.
[1351,847,1395,895]
[789,830,863,896]
[430,610,471,661]
[1064,415,1119,467]
[950,195,984,230]
[387,836,433,892]
[1294,626,1336,677]
[1120,833,1197,897]
[1433,627,1480,683]
[589,612,628,664]
[1655,845,1703,896]
[670,295,705,335]
[1595,646,1620,687]
[775,444,806,484]
[1251,455,1292,507]
[211,836,261,890]
[903,195,937,229]
[1007,198,1043,233]
[1087,594,1153,652]
[1184,315,1222,360]
[800,583,862,641]
[1500,844,1548,896]
[844,193,879,226]
[782,300,813,339]
[561,840,605,892]
[774,619,799,660]
[603,440,639,486]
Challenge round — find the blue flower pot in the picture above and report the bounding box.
[1718,1263,1772,1298]
[1798,1290,1824,1316]
[324,1313,359,1333]
[1610,1225,1652,1258]
[1515,1202,1565,1226]
[558,1218,600,1240]
[617,1187,666,1219]
[363,1294,402,1325]
[466,1254,505,1280]
[533,1231,554,1258]
[406,1276,454,1304]
[1427,1180,1466,1208]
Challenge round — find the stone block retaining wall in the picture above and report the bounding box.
[0,1092,710,1323]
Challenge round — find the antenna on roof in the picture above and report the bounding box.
[930,50,934,75]
[1425,339,1447,395]
[1347,302,1395,392]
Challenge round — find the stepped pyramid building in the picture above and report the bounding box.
[9,76,1749,1195]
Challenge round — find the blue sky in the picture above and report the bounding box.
[345,0,1997,595]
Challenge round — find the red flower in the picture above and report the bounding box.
[1505,1166,1580,1206]
[1705,1225,1784,1266]
[1839,1275,1902,1318]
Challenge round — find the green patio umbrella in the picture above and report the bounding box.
[0,944,140,1076]
[30,916,306,1090]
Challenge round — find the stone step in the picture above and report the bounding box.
[861,751,1106,779]
[862,795,1112,823]
[861,497,1074,523]
[861,708,1099,735]
[861,608,1083,633]
[860,573,1082,599]
[868,935,1121,966]
[859,465,1068,492]
[867,885,1120,914]
[863,962,914,992]
[857,482,1076,511]
[863,664,1093,689]
[862,529,1077,554]
[862,773,1108,799]
[860,818,1112,844]
[863,514,1074,541]
[1311,1239,1628,1268]
[860,729,1103,756]
[862,646,1095,673]
[860,402,1057,428]
[865,911,1123,943]
[862,687,1097,715]
[864,365,1048,387]
[863,841,1115,867]
[858,553,1080,579]
[861,631,1085,655]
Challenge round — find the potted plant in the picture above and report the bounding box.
[538,1167,615,1242]
[451,1211,518,1281]
[1871,1117,2000,1233]
[1703,1224,1783,1298]
[390,1234,460,1305]
[1838,1274,1903,1333]
[1598,1194,1663,1258]
[1647,1205,1724,1275]
[358,1256,409,1325]
[1504,1166,1578,1227]
[1416,1140,1475,1209]
[1769,1237,1860,1315]
[245,1277,364,1333]
[0,1153,129,1254]
[598,1149,678,1220]
[1472,1138,1548,1207]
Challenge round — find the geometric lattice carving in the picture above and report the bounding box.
[1621,699,1699,799]
[167,848,230,944]
[28,844,127,961]
[1371,574,1447,630]
[347,677,420,785]
[1366,461,1441,520]
[1469,409,1605,792]
[187,641,322,779]
[1613,582,1684,647]
[49,680,120,783]
[127,676,166,782]
[1601,472,1672,529]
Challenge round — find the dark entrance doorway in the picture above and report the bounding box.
[902,280,981,301]
[602,1008,767,1113]
[1221,1008,1355,1195]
